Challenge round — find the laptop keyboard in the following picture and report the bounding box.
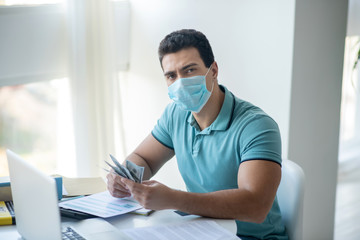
[62,226,86,240]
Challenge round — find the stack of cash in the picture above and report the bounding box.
[105,154,144,183]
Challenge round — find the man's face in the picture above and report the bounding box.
[162,47,209,87]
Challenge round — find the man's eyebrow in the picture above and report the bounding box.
[164,70,175,76]
[164,63,199,76]
[181,63,198,71]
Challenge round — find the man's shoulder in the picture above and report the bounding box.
[232,97,273,123]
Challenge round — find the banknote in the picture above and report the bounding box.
[126,160,144,183]
[109,154,134,181]
[107,154,144,183]
[105,160,127,178]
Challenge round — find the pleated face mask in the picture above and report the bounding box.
[168,65,214,113]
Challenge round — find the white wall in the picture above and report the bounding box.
[121,0,295,190]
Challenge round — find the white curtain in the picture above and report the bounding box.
[66,0,127,177]
[339,36,360,163]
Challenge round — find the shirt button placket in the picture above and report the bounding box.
[192,134,201,157]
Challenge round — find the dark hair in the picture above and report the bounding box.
[158,29,214,68]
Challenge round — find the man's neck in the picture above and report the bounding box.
[192,84,225,131]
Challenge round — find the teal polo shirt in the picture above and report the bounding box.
[152,85,288,240]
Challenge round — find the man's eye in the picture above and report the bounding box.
[186,68,194,73]
[167,74,175,80]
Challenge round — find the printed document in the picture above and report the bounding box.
[122,220,238,240]
[59,191,142,218]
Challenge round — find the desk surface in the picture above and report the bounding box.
[0,209,237,239]
[110,209,236,233]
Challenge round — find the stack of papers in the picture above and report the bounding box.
[59,191,142,218]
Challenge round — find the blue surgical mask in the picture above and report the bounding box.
[168,65,214,113]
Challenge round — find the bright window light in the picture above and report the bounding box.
[0,78,75,177]
[340,36,359,142]
[0,0,63,5]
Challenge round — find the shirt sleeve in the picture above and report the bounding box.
[240,115,282,165]
[151,103,174,149]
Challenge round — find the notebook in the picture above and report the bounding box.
[6,149,129,240]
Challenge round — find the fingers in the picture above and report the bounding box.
[120,179,171,210]
[110,188,131,198]
[121,179,158,193]
[121,178,145,202]
[120,177,137,191]
[106,172,131,198]
[114,175,129,190]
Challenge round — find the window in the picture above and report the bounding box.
[0,79,75,177]
[0,1,74,176]
[339,36,360,162]
[0,0,131,177]
[0,0,63,6]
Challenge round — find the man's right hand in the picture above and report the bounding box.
[106,171,131,198]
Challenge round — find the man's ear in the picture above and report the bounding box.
[212,61,219,80]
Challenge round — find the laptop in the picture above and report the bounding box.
[6,149,129,240]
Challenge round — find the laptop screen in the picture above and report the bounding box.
[6,149,62,240]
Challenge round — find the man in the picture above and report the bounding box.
[107,29,288,239]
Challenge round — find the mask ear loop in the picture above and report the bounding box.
[205,63,215,93]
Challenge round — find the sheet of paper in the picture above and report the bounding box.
[121,220,238,240]
[59,191,142,218]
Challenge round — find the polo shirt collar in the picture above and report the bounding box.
[187,85,235,132]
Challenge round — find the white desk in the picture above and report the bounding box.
[0,209,237,239]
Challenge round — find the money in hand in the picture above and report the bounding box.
[107,154,144,183]
[110,154,134,181]
[105,160,127,178]
[126,160,144,183]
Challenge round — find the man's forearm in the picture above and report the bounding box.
[169,188,271,224]
[120,176,273,223]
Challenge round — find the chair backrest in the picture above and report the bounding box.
[277,159,305,240]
